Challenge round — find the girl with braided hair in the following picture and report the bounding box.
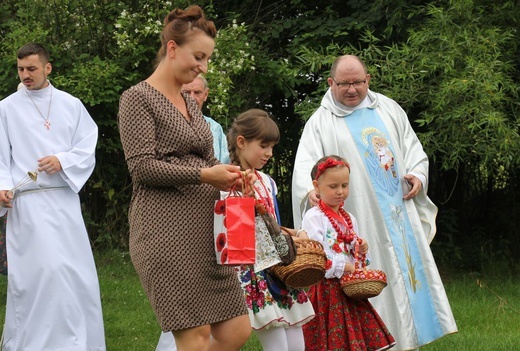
[227,109,315,351]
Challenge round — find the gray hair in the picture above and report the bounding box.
[197,74,209,89]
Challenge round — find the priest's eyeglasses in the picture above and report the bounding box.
[331,78,366,89]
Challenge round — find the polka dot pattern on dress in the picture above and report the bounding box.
[118,81,247,331]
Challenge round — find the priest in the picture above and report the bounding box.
[292,54,457,350]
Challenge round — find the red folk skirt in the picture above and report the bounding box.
[303,277,396,351]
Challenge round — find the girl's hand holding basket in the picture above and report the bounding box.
[340,238,387,299]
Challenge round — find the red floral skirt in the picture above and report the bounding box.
[303,278,395,351]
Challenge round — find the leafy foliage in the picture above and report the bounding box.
[290,0,520,270]
[0,0,518,270]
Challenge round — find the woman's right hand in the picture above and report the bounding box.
[200,164,242,191]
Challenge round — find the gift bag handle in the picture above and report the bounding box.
[229,171,253,198]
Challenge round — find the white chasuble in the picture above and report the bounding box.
[292,88,457,350]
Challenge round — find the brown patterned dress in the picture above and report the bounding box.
[118,81,247,331]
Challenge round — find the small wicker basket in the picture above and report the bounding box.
[340,240,387,299]
[340,268,387,299]
[271,238,326,289]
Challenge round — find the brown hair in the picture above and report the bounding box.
[156,5,217,63]
[227,109,280,166]
[17,43,50,64]
[311,155,350,180]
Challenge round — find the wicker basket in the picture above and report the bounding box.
[340,269,387,299]
[271,239,326,288]
[339,238,387,299]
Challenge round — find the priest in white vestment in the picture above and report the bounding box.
[0,43,105,350]
[292,55,457,350]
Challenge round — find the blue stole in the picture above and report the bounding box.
[344,108,444,344]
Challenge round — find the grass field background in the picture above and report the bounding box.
[1,249,519,350]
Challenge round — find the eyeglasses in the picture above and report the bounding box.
[331,78,366,89]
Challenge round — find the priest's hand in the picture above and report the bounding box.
[403,174,422,200]
[38,155,62,175]
[308,189,320,207]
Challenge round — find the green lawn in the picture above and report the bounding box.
[1,250,519,350]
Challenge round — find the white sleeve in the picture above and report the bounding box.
[302,209,346,279]
[55,99,98,193]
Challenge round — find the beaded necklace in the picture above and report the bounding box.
[318,199,357,254]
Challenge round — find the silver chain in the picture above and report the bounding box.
[25,86,53,130]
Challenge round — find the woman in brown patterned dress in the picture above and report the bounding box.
[117,5,252,351]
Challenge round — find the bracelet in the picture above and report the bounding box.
[296,229,306,237]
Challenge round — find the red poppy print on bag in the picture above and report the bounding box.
[215,233,226,252]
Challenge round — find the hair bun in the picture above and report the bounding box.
[164,6,204,26]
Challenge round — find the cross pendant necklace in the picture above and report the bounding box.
[25,86,53,130]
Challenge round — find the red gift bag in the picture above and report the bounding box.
[214,195,256,265]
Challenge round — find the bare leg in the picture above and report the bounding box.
[209,314,251,351]
[173,325,211,351]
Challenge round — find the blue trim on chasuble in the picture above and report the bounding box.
[344,108,444,344]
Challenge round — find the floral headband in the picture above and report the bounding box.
[315,157,350,180]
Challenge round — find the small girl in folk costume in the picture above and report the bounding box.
[301,155,395,351]
[227,109,315,351]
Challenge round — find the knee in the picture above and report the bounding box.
[233,323,252,347]
[211,316,251,350]
[173,327,211,351]
[219,324,251,349]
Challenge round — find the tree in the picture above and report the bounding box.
[0,0,518,271]
[292,0,520,270]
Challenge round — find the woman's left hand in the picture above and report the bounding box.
[201,164,242,191]
[237,169,257,196]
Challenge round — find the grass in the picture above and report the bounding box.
[420,273,520,351]
[0,250,519,350]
